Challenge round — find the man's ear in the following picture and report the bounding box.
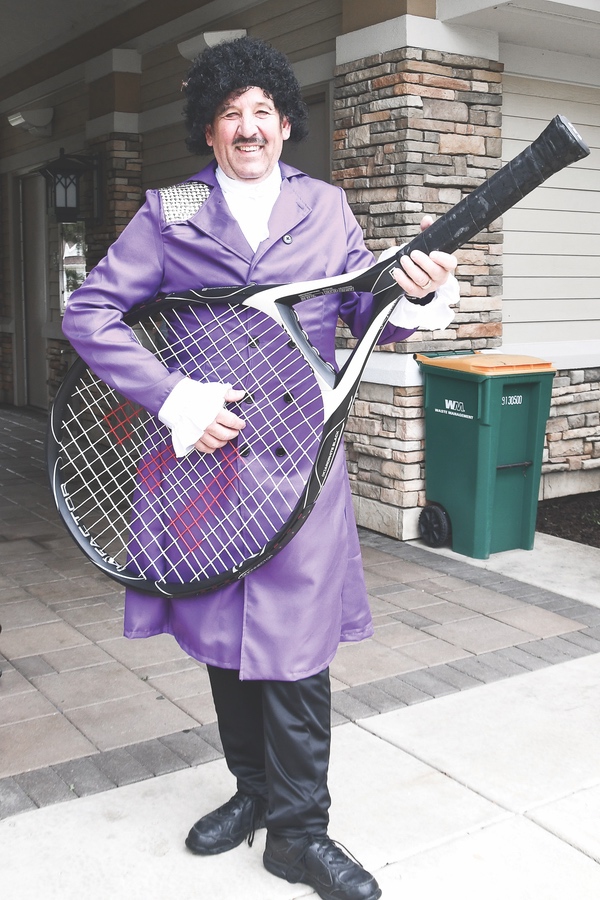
[205,125,214,148]
[281,117,292,141]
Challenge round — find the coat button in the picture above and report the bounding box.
[282,234,293,244]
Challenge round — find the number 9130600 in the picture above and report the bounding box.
[502,394,523,406]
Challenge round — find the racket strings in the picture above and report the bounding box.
[59,380,154,560]
[56,301,325,586]
[140,303,323,497]
[167,445,241,553]
[133,306,323,581]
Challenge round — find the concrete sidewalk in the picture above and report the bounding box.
[4,655,600,899]
[2,404,600,898]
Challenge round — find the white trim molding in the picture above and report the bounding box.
[501,43,600,88]
[336,14,499,66]
[84,49,142,83]
[336,348,423,387]
[337,340,600,391]
[85,112,139,139]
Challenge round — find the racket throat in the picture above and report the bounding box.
[321,294,397,421]
[277,303,337,390]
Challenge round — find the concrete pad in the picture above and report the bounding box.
[63,691,198,750]
[98,633,190,669]
[529,783,600,864]
[0,688,59,725]
[31,661,154,709]
[330,639,420,685]
[414,531,600,608]
[0,620,90,658]
[327,723,505,867]
[0,597,60,629]
[363,653,600,812]
[0,714,97,778]
[40,643,115,672]
[421,616,533,653]
[0,666,37,696]
[371,621,431,647]
[0,762,306,900]
[173,691,217,724]
[0,722,505,900]
[377,817,600,900]
[399,638,472,667]
[488,604,584,637]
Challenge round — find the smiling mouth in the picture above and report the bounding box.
[234,141,266,151]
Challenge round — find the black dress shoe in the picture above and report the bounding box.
[185,791,267,855]
[263,833,382,900]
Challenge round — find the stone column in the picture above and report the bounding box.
[332,43,504,539]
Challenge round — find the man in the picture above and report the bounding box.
[63,36,458,900]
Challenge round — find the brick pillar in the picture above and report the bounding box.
[333,47,504,540]
[47,133,143,402]
[84,133,143,271]
[48,50,144,402]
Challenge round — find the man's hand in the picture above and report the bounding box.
[194,388,246,454]
[391,215,457,299]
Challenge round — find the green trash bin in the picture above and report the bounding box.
[415,353,556,559]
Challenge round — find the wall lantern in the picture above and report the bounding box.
[39,148,102,223]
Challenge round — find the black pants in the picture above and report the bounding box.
[207,665,331,837]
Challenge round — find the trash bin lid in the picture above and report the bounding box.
[415,353,556,375]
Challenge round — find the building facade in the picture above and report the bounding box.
[1,0,599,541]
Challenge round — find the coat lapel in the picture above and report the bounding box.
[186,166,254,265]
[251,174,312,270]
[184,163,312,270]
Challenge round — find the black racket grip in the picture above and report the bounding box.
[398,115,589,260]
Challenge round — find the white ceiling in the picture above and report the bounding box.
[438,0,600,59]
[2,0,600,84]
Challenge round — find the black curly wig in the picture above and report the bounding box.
[183,36,309,155]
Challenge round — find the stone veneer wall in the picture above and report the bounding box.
[544,368,600,495]
[346,381,426,539]
[332,47,505,539]
[349,367,600,542]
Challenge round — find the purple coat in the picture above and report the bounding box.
[62,162,413,680]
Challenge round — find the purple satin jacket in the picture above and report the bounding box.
[62,161,413,680]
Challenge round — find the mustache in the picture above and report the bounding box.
[233,137,266,146]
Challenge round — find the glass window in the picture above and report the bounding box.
[60,222,86,313]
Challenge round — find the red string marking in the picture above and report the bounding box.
[169,445,241,552]
[103,401,143,445]
[137,444,177,493]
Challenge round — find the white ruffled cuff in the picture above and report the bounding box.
[388,275,460,331]
[379,244,460,331]
[158,377,232,457]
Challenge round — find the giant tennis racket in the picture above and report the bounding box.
[48,115,589,597]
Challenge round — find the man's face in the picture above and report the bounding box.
[205,86,291,183]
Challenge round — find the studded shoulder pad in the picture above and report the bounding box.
[158,181,211,225]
